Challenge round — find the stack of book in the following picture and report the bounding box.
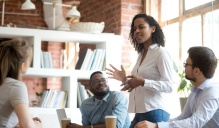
[77,82,93,107]
[75,48,106,70]
[39,89,68,108]
[40,51,54,68]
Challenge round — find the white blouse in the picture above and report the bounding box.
[128,44,174,113]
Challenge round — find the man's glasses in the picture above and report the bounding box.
[183,62,194,68]
[91,78,108,87]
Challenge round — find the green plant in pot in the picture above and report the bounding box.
[177,71,193,111]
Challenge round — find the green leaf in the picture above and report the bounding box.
[177,79,187,92]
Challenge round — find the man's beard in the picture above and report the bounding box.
[92,87,110,97]
[185,75,196,82]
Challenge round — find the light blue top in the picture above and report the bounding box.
[80,91,130,128]
[158,79,219,128]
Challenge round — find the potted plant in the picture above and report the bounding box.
[177,71,193,111]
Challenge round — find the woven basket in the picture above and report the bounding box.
[70,22,105,34]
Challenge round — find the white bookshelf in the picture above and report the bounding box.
[0,27,122,127]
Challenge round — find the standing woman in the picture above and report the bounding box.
[106,13,174,128]
[0,39,42,128]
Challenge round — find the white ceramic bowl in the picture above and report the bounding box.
[70,22,105,34]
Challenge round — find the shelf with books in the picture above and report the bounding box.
[23,71,77,108]
[76,48,106,71]
[0,26,122,125]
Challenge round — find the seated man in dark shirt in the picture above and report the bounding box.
[68,71,130,128]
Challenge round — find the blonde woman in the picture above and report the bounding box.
[0,39,42,128]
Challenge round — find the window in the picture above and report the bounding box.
[203,9,219,58]
[145,0,219,118]
[163,23,179,65]
[181,16,202,61]
[184,0,215,10]
[158,0,219,67]
[161,0,179,21]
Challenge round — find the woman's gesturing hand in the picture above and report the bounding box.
[121,75,144,92]
[106,64,127,83]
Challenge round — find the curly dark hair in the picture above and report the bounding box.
[129,13,165,54]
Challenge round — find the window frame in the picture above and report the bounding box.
[144,0,219,65]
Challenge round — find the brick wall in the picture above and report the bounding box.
[78,0,122,34]
[1,1,46,28]
[0,0,144,106]
[120,0,144,74]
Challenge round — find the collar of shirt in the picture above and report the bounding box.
[142,43,158,54]
[149,43,158,49]
[94,92,110,106]
[191,79,213,92]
